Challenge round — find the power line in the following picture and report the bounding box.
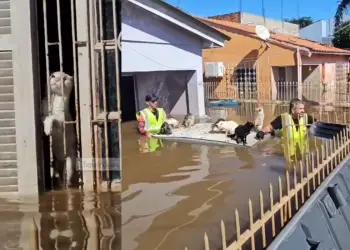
[281,0,284,29]
[262,0,266,25]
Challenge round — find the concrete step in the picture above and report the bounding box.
[0,185,17,193]
[0,143,16,152]
[0,102,14,110]
[0,152,16,160]
[0,85,13,94]
[0,119,15,127]
[0,94,13,102]
[0,169,17,178]
[0,160,16,169]
[0,128,15,136]
[0,135,15,144]
[0,177,17,186]
[0,110,14,119]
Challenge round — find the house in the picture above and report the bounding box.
[200,17,350,102]
[300,16,350,44]
[209,12,300,36]
[121,0,230,119]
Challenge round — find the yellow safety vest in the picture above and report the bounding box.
[280,113,309,161]
[136,108,166,134]
[138,137,163,153]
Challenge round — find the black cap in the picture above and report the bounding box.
[145,93,159,102]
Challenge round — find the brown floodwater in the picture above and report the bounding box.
[0,190,120,250]
[121,103,348,250]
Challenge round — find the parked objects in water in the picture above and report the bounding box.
[227,121,255,145]
[182,113,195,128]
[153,123,265,147]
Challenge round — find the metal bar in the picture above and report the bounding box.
[98,0,111,188]
[56,0,68,187]
[89,0,100,191]
[113,0,122,185]
[70,0,81,185]
[42,0,53,189]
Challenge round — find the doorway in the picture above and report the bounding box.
[36,0,76,191]
[120,75,137,122]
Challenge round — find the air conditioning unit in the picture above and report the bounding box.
[204,62,225,77]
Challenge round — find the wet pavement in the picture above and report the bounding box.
[121,103,346,250]
[0,190,120,250]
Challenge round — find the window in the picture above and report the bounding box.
[234,67,257,99]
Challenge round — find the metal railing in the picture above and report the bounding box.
[40,0,121,191]
[205,81,350,105]
[185,114,350,250]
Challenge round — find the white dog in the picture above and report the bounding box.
[165,118,180,128]
[254,106,265,131]
[42,71,77,187]
[212,119,239,135]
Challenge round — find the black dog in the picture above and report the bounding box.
[160,122,172,135]
[227,121,255,145]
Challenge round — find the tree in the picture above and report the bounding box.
[334,0,350,29]
[284,17,313,28]
[332,21,350,49]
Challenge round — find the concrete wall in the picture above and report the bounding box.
[241,12,300,36]
[302,65,321,83]
[209,12,299,36]
[134,71,195,115]
[122,1,205,116]
[300,21,324,43]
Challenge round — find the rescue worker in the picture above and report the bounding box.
[136,93,167,137]
[256,99,315,162]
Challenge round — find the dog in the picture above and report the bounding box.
[227,121,255,145]
[212,119,239,135]
[254,106,264,131]
[160,122,172,135]
[182,113,195,128]
[165,118,180,128]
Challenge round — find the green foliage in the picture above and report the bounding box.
[333,21,350,48]
[284,17,313,28]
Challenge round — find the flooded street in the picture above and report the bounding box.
[0,190,120,250]
[121,102,348,250]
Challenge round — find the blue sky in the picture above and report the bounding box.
[165,0,342,22]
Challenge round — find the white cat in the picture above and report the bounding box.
[212,120,239,135]
[254,106,265,131]
[42,71,77,187]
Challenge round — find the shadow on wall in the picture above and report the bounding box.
[135,71,196,115]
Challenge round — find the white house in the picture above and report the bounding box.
[121,0,230,120]
[300,16,350,44]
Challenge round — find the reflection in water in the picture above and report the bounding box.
[0,190,120,250]
[122,103,346,250]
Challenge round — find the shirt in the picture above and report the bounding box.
[270,114,315,131]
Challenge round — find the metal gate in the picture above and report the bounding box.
[41,0,121,192]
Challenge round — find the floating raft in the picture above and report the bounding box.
[206,100,240,108]
[153,123,266,147]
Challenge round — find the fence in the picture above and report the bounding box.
[205,81,350,106]
[185,114,350,250]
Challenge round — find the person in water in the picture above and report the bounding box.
[136,94,167,137]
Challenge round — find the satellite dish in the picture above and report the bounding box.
[255,25,271,41]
